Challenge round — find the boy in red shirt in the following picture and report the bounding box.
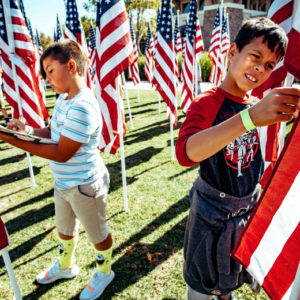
[176,18,300,300]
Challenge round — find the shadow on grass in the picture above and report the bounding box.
[5,203,54,236]
[0,166,42,186]
[168,165,198,180]
[0,153,27,166]
[127,100,158,110]
[107,146,164,192]
[0,188,54,217]
[0,227,55,271]
[101,197,189,299]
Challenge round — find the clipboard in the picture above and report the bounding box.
[0,125,57,144]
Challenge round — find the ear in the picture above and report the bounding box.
[66,59,77,74]
[228,43,238,62]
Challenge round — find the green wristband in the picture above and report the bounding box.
[240,108,256,131]
[27,126,34,136]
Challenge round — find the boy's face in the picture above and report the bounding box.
[42,56,73,95]
[223,36,280,98]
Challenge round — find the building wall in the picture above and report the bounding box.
[174,0,271,51]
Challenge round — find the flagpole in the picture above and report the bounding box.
[3,0,36,187]
[116,76,129,212]
[157,91,161,113]
[121,72,134,129]
[1,248,22,300]
[170,115,174,160]
[137,83,140,103]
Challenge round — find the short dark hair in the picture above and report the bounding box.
[235,17,288,60]
[40,40,87,79]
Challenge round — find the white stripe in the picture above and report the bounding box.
[99,21,130,59]
[101,2,124,28]
[65,27,77,42]
[247,172,300,284]
[280,16,293,34]
[100,39,133,81]
[268,0,291,19]
[155,35,176,86]
[153,68,176,108]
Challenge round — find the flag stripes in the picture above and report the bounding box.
[145,23,154,83]
[152,0,177,126]
[232,116,300,300]
[128,19,140,85]
[95,0,133,154]
[0,0,46,127]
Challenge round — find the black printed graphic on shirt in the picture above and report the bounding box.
[224,130,259,177]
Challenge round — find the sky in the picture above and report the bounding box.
[22,0,95,37]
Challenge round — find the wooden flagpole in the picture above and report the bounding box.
[121,72,134,129]
[116,75,129,212]
[3,0,36,187]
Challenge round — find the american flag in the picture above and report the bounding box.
[152,8,161,65]
[175,15,182,53]
[232,116,300,300]
[65,0,92,88]
[152,0,177,126]
[220,9,230,74]
[195,18,204,58]
[35,29,43,57]
[95,0,134,154]
[144,22,154,83]
[88,22,96,84]
[174,13,181,80]
[180,0,201,113]
[128,19,140,86]
[208,3,223,86]
[55,14,63,42]
[0,0,47,127]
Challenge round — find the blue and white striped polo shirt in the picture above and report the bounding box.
[50,87,106,190]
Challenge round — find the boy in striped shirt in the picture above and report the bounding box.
[0,40,114,300]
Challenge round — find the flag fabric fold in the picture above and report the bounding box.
[180,0,203,113]
[65,0,92,88]
[232,116,300,300]
[0,0,47,128]
[152,0,177,126]
[128,19,140,86]
[88,22,96,84]
[145,23,154,83]
[95,0,133,154]
[233,2,300,298]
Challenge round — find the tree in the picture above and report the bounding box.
[40,33,53,50]
[83,0,160,51]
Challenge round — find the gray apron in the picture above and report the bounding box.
[183,176,260,296]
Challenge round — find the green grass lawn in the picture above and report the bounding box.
[0,88,271,299]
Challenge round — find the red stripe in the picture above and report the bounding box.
[101,10,127,41]
[262,224,300,299]
[271,1,293,25]
[11,16,26,27]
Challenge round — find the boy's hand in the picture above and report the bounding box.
[7,119,27,133]
[249,87,300,127]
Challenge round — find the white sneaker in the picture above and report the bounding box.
[36,259,79,284]
[79,269,115,300]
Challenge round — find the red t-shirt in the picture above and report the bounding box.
[176,87,264,197]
